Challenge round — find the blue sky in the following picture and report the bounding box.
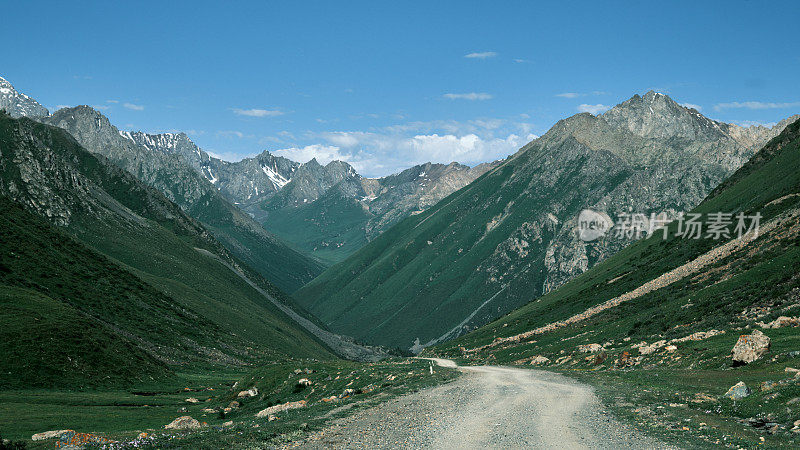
[3,0,799,177]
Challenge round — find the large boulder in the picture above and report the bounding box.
[723,382,751,400]
[165,416,202,430]
[731,330,771,365]
[255,400,307,418]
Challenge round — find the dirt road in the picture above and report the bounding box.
[297,358,670,449]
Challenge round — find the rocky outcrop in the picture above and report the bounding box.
[31,430,71,441]
[577,343,603,353]
[759,316,800,329]
[237,387,258,398]
[165,416,203,430]
[731,330,771,365]
[256,400,307,417]
[120,131,298,203]
[0,76,48,118]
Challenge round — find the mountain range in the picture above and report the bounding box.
[117,128,500,264]
[295,91,798,350]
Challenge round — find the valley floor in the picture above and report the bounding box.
[296,358,670,449]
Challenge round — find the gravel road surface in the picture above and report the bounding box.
[295,358,671,449]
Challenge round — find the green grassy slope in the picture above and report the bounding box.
[432,118,800,447]
[293,98,769,350]
[263,188,371,265]
[43,107,325,293]
[0,113,334,388]
[437,118,800,354]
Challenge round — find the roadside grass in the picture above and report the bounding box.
[567,365,800,449]
[0,359,458,448]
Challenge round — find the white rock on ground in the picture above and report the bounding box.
[31,430,72,441]
[731,330,771,364]
[760,316,800,329]
[577,343,603,353]
[256,400,307,418]
[165,416,202,430]
[237,387,258,398]
[530,355,551,365]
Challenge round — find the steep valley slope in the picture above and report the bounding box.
[432,117,800,447]
[0,112,337,388]
[296,91,797,350]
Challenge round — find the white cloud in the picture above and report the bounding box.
[216,130,245,139]
[557,91,608,98]
[286,128,538,177]
[464,51,497,59]
[513,58,531,63]
[681,103,702,111]
[273,144,352,166]
[321,131,361,147]
[106,100,119,104]
[714,101,800,111]
[578,104,610,115]
[443,92,493,101]
[731,120,778,128]
[92,105,110,111]
[232,108,284,117]
[123,102,144,111]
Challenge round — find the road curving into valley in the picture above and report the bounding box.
[296,358,671,449]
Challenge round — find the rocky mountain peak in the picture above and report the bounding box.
[0,76,49,118]
[601,91,729,141]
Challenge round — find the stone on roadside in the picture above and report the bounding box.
[165,416,203,430]
[723,381,751,400]
[185,397,200,403]
[340,388,357,398]
[731,330,770,365]
[529,355,551,365]
[577,343,603,353]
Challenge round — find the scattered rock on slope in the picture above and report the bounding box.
[760,316,800,329]
[165,416,203,430]
[237,387,259,398]
[723,382,752,400]
[731,330,771,365]
[256,400,307,417]
[31,430,71,441]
